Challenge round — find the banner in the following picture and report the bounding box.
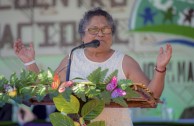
[0,0,194,119]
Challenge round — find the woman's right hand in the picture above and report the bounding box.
[58,81,73,93]
[13,39,35,63]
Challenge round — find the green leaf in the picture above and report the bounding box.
[19,86,33,95]
[99,69,108,83]
[49,112,74,126]
[124,87,140,99]
[0,75,8,90]
[87,67,102,84]
[72,83,87,101]
[0,93,9,103]
[35,85,47,96]
[47,67,54,76]
[101,91,111,104]
[81,99,105,121]
[19,70,37,86]
[74,93,86,102]
[118,79,133,90]
[62,87,72,102]
[48,88,59,99]
[10,72,19,86]
[87,121,105,126]
[37,69,53,85]
[112,97,128,107]
[96,84,106,90]
[53,94,80,114]
[47,68,54,79]
[85,86,101,98]
[87,67,109,84]
[72,77,85,81]
[104,70,118,84]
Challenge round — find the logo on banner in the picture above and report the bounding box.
[129,0,194,49]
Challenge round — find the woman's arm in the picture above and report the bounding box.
[148,43,172,98]
[124,44,172,98]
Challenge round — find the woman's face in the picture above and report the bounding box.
[82,16,113,52]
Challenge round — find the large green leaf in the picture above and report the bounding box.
[81,99,105,121]
[49,112,74,126]
[53,94,80,114]
[87,121,105,126]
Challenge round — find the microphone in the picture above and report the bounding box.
[66,40,100,81]
[71,39,100,52]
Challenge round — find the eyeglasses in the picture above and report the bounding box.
[86,27,112,35]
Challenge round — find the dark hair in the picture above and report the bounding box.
[78,7,116,38]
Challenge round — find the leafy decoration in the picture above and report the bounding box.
[0,68,54,107]
[0,67,140,126]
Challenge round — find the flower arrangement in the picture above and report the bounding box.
[0,67,146,126]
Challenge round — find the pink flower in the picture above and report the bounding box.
[106,76,117,91]
[111,88,126,98]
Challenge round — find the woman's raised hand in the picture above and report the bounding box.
[14,39,35,63]
[156,43,172,71]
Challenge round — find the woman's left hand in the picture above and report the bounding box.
[156,43,172,70]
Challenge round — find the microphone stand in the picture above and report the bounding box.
[65,47,78,81]
[65,40,100,81]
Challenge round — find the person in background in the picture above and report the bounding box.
[14,7,172,126]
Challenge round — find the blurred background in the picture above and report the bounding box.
[0,0,194,125]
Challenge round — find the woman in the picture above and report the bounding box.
[14,7,172,126]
